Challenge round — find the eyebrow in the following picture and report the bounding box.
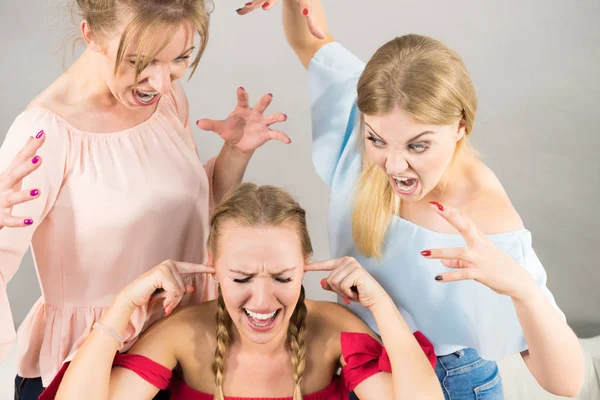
[126,46,196,59]
[365,122,435,143]
[229,266,297,276]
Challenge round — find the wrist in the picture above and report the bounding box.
[511,280,543,306]
[368,293,396,315]
[223,141,255,158]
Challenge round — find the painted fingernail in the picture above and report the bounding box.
[32,156,40,164]
[24,219,33,225]
[239,86,245,91]
[36,130,44,139]
[435,275,443,281]
[236,7,243,12]
[165,307,171,316]
[262,2,270,9]
[429,201,445,211]
[268,93,273,98]
[420,250,431,257]
[283,114,288,120]
[188,286,195,293]
[303,8,309,15]
[320,279,326,288]
[245,2,252,5]
[342,297,351,305]
[30,189,39,197]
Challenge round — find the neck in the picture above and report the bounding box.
[425,146,477,203]
[231,324,289,357]
[65,48,120,108]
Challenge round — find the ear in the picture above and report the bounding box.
[455,119,467,142]
[81,20,104,53]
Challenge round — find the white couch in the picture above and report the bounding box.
[1,337,599,400]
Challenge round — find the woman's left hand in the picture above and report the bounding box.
[305,256,389,310]
[421,202,537,301]
[196,87,291,154]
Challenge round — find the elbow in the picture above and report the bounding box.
[538,371,585,398]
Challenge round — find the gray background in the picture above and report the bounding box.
[1,0,599,338]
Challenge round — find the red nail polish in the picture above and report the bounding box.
[30,189,39,197]
[239,86,245,91]
[320,279,326,288]
[429,201,445,211]
[420,250,431,257]
[188,286,195,293]
[245,2,252,5]
[165,308,171,316]
[342,298,350,305]
[283,114,288,120]
[32,156,40,164]
[24,219,33,225]
[36,130,44,139]
[268,93,273,98]
[303,8,309,16]
[262,2,270,8]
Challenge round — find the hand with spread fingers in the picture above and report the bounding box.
[305,256,388,310]
[196,87,290,155]
[236,0,327,39]
[117,259,216,316]
[0,131,46,230]
[421,202,538,300]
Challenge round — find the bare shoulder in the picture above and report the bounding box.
[462,159,524,234]
[306,299,376,340]
[130,300,217,358]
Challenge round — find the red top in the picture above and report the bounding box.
[40,331,435,400]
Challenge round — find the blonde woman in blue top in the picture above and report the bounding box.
[238,1,585,399]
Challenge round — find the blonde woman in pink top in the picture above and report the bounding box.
[0,1,290,398]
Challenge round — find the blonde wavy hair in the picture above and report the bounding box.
[207,183,313,400]
[73,0,212,82]
[353,34,478,258]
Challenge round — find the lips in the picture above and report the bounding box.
[243,308,281,331]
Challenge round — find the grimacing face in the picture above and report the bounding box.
[90,18,195,109]
[363,107,466,201]
[211,222,306,345]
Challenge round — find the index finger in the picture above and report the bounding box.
[430,202,480,246]
[236,0,269,15]
[304,259,339,272]
[173,261,216,275]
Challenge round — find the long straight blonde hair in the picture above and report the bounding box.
[353,34,478,258]
[74,0,212,82]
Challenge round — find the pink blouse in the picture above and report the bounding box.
[0,82,218,386]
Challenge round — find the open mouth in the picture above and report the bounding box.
[392,176,419,196]
[243,308,281,330]
[132,89,160,106]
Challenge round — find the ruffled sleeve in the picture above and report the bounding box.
[308,42,366,187]
[169,81,216,214]
[341,331,436,391]
[0,109,68,362]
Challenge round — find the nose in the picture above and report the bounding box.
[250,279,274,309]
[147,64,172,95]
[385,151,410,176]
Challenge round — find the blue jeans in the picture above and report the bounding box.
[348,348,503,399]
[435,348,503,399]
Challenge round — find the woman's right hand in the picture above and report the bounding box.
[118,260,215,315]
[0,131,45,230]
[237,0,327,39]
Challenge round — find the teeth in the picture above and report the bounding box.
[394,177,417,190]
[244,309,277,320]
[134,89,158,104]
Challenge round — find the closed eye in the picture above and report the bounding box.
[274,276,293,283]
[233,276,252,283]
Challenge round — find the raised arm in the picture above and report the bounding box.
[307,258,443,400]
[55,260,215,400]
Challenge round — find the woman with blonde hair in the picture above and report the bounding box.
[238,1,585,399]
[0,1,289,398]
[46,183,442,400]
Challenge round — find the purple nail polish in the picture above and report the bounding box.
[32,156,40,164]
[24,219,34,225]
[36,130,44,139]
[30,189,39,197]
